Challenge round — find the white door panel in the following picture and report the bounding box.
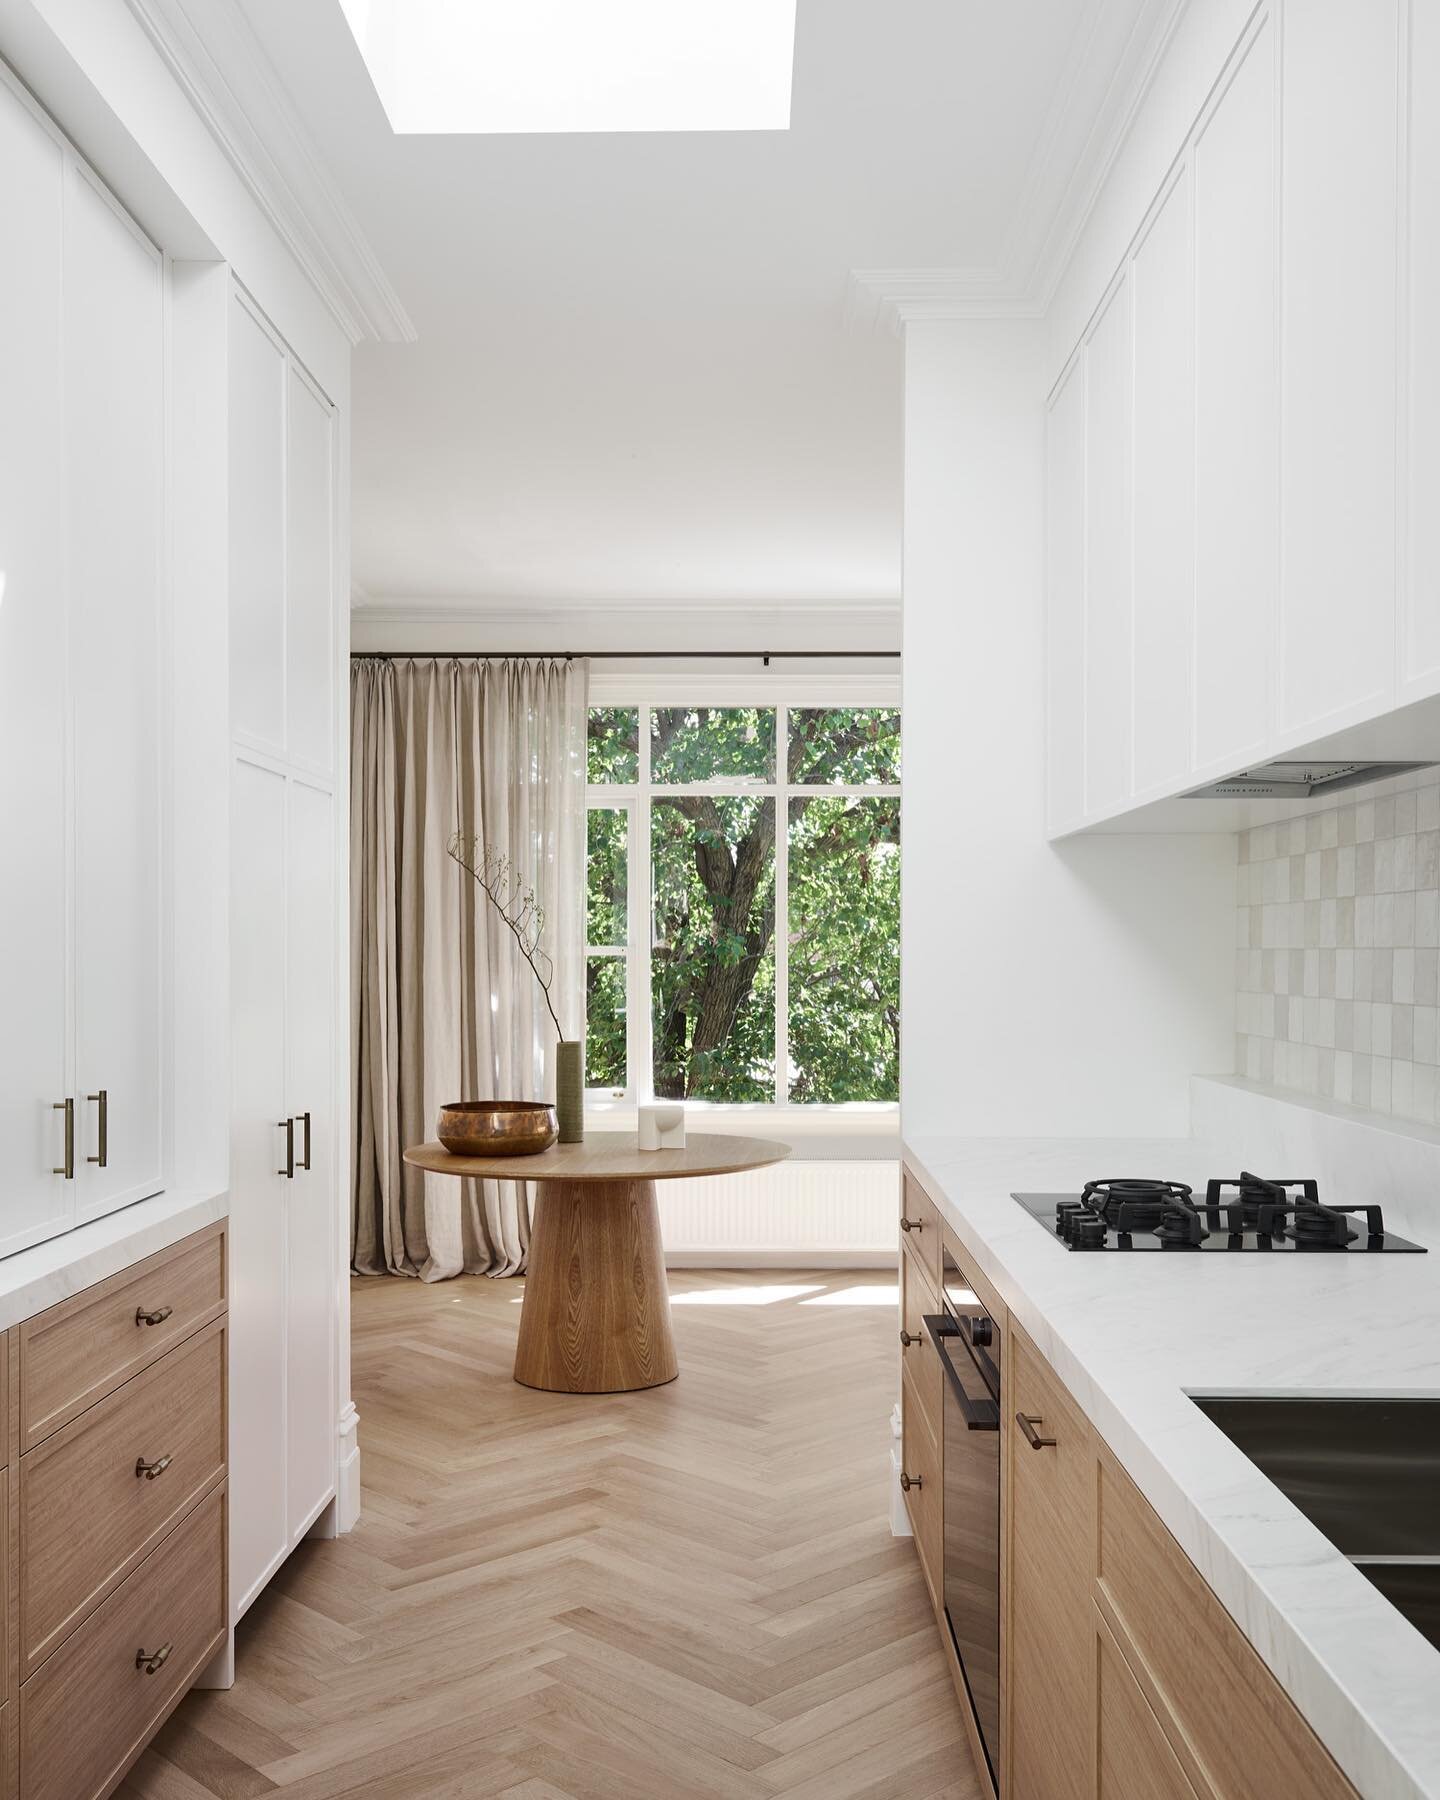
[230,757,290,1614]
[64,166,164,1223]
[286,372,335,775]
[1045,362,1085,834]
[285,777,337,1537]
[0,81,72,1253]
[1082,274,1133,817]
[229,297,287,753]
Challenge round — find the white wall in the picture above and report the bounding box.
[900,318,1236,1140]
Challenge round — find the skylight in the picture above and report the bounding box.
[338,0,797,135]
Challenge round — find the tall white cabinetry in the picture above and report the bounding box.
[1045,0,1434,834]
[227,287,342,1620]
[0,74,164,1255]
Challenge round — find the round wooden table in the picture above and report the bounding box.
[403,1132,791,1393]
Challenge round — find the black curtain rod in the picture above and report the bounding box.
[349,649,899,662]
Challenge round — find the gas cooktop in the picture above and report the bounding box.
[1014,1174,1427,1253]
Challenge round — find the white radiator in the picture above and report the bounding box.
[656,1159,898,1265]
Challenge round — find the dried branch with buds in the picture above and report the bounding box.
[447,831,563,1041]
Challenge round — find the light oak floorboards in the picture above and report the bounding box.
[121,1271,979,1800]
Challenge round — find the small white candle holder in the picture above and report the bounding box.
[638,1103,686,1150]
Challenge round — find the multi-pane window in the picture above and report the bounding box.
[585,703,900,1106]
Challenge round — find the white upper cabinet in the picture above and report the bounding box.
[285,371,337,776]
[1192,18,1276,780]
[65,167,165,1223]
[1277,0,1401,740]
[1044,0,1426,835]
[1130,168,1195,799]
[0,81,70,1256]
[1082,275,1134,818]
[1405,3,1440,702]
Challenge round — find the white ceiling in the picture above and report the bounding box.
[231,0,1163,616]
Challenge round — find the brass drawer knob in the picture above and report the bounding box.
[136,1643,173,1675]
[899,1329,920,1348]
[135,1305,173,1328]
[899,1472,922,1492]
[899,1216,923,1233]
[135,1453,173,1481]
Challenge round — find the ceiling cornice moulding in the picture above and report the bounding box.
[123,0,415,345]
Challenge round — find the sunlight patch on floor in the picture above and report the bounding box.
[799,1284,899,1306]
[670,1284,827,1305]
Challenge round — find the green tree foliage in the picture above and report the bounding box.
[584,706,900,1103]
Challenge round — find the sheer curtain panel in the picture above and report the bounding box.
[350,656,587,1279]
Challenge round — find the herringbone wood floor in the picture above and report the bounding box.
[121,1270,979,1800]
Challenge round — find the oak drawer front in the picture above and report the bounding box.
[19,1225,225,1451]
[1096,1455,1357,1800]
[19,1321,225,1679]
[20,1486,225,1800]
[899,1247,942,1450]
[900,1172,941,1288]
[900,1365,942,1609]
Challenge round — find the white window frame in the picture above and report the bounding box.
[584,670,901,1117]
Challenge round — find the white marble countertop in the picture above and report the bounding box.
[904,1133,1440,1800]
[0,1186,228,1332]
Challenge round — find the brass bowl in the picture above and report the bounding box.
[436,1100,558,1158]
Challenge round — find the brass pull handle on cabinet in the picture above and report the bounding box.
[899,1329,921,1348]
[299,1109,312,1171]
[135,1305,172,1328]
[87,1089,108,1166]
[136,1643,173,1675]
[1016,1412,1057,1451]
[899,1472,922,1492]
[135,1453,173,1481]
[52,1099,74,1179]
[279,1117,295,1179]
[899,1216,923,1234]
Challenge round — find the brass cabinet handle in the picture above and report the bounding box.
[899,1472,923,1492]
[52,1099,74,1179]
[136,1643,173,1675]
[279,1117,295,1179]
[299,1109,312,1171]
[899,1329,921,1348]
[135,1453,173,1481]
[899,1216,923,1234]
[87,1088,108,1167]
[1016,1412,1057,1451]
[135,1304,173,1328]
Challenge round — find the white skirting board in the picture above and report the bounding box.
[654,1158,897,1261]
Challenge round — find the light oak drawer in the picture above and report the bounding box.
[900,1171,941,1290]
[0,1334,10,1472]
[901,1364,942,1611]
[18,1224,225,1451]
[1096,1453,1357,1800]
[899,1246,942,1451]
[20,1485,225,1800]
[0,1702,11,1800]
[19,1321,225,1679]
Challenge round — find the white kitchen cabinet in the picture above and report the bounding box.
[1191,18,1276,780]
[0,73,164,1250]
[1404,3,1440,704]
[1082,274,1133,818]
[227,286,341,1622]
[1277,0,1400,741]
[1045,361,1086,836]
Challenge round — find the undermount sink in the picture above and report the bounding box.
[1192,1396,1440,1650]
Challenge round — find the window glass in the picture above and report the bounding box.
[788,707,901,785]
[787,795,900,1102]
[587,706,639,782]
[651,794,775,1100]
[585,955,627,1092]
[586,806,627,947]
[652,706,775,784]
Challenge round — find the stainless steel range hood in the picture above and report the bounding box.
[1183,759,1436,801]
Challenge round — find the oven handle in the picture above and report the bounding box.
[923,1315,1000,1431]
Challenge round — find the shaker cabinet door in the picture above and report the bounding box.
[285,371,336,776]
[65,164,165,1223]
[0,78,70,1255]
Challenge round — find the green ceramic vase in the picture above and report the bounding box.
[556,1039,584,1144]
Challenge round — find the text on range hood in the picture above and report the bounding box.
[1183,759,1436,800]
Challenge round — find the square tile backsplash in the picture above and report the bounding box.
[1235,766,1440,1126]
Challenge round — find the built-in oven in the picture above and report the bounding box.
[925,1245,1001,1790]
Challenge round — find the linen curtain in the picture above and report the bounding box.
[350,656,587,1279]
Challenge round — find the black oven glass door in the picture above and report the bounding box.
[927,1312,1001,1789]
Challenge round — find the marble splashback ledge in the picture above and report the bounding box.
[1234,766,1440,1127]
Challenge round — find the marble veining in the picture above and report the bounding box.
[904,1130,1440,1800]
[0,1187,229,1332]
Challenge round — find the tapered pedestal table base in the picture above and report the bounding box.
[403,1131,790,1394]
